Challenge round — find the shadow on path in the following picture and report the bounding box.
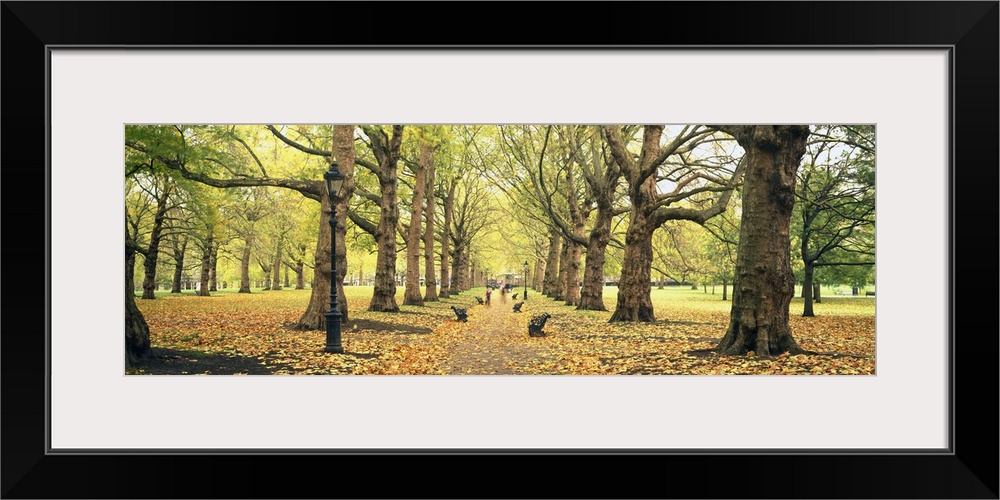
[127,347,275,375]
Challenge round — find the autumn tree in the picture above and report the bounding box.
[127,124,355,325]
[714,125,812,356]
[602,125,744,322]
[401,132,433,305]
[437,177,457,297]
[124,158,152,364]
[348,125,405,312]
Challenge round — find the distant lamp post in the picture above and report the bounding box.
[523,260,529,300]
[324,161,346,354]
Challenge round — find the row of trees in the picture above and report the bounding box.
[124,124,874,365]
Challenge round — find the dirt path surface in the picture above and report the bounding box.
[437,295,552,374]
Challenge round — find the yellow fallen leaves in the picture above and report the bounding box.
[133,287,875,375]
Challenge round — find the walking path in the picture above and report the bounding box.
[438,292,551,374]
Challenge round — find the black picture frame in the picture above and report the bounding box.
[3,2,996,498]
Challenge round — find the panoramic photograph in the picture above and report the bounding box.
[125,124,875,375]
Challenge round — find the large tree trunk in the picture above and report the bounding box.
[403,141,430,306]
[564,239,583,306]
[298,194,334,327]
[533,259,545,292]
[170,236,186,293]
[239,238,252,293]
[125,240,150,366]
[560,154,585,306]
[141,186,172,299]
[609,210,655,321]
[367,126,404,313]
[814,282,821,303]
[438,180,455,298]
[717,125,810,356]
[577,207,612,311]
[423,162,438,301]
[197,236,213,296]
[802,261,816,317]
[722,278,728,301]
[577,230,611,311]
[284,265,290,288]
[457,247,470,292]
[296,125,355,329]
[209,244,218,291]
[553,240,570,301]
[542,228,562,297]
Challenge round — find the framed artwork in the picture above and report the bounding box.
[3,2,996,498]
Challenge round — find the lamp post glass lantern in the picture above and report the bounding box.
[324,162,346,353]
[523,260,528,300]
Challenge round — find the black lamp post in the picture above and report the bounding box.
[324,161,346,354]
[523,260,529,300]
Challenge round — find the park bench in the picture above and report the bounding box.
[451,305,468,322]
[528,312,551,337]
[512,301,524,312]
[865,291,875,296]
[475,296,484,305]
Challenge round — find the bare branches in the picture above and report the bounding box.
[266,125,331,157]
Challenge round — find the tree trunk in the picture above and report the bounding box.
[367,126,404,313]
[209,244,218,291]
[717,125,810,356]
[438,179,455,298]
[564,240,581,306]
[298,194,334,327]
[722,279,728,301]
[239,236,252,293]
[533,259,545,292]
[553,240,570,301]
[609,177,657,322]
[542,228,562,297]
[125,240,151,366]
[140,187,172,299]
[171,235,187,293]
[423,162,438,301]
[296,126,355,328]
[295,258,305,289]
[813,282,821,304]
[802,261,816,317]
[198,236,213,296]
[271,241,283,290]
[458,247,468,292]
[403,141,430,306]
[284,265,290,288]
[450,242,464,293]
[261,262,271,291]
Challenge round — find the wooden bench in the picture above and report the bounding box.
[865,291,875,296]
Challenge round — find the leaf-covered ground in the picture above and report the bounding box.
[130,287,875,375]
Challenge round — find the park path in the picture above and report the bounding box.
[437,293,552,374]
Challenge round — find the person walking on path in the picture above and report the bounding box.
[486,288,492,305]
[501,285,508,304]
